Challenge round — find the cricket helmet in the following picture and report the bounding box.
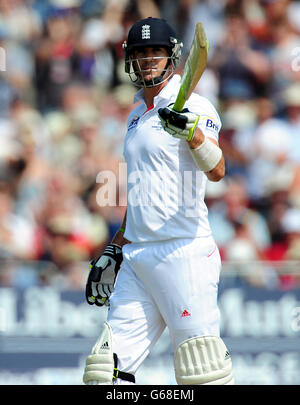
[122,17,183,87]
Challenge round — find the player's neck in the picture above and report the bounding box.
[143,80,169,108]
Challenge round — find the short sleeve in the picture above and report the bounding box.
[186,94,222,142]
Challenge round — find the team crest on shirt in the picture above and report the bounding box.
[128,116,140,130]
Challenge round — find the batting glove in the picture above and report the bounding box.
[86,244,123,307]
[158,104,199,142]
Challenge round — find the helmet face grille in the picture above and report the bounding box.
[123,17,183,87]
[126,55,177,88]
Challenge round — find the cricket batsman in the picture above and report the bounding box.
[83,17,234,385]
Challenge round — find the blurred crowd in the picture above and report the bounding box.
[0,0,300,290]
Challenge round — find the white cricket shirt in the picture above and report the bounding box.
[123,74,222,242]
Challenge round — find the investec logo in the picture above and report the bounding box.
[142,24,150,39]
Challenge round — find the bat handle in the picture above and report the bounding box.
[172,83,186,112]
[172,97,185,112]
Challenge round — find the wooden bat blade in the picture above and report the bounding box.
[173,22,209,112]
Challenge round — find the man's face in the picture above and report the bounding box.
[130,46,170,84]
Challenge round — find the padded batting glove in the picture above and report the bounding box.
[86,243,123,307]
[158,104,199,142]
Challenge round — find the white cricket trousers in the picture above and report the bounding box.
[107,235,221,379]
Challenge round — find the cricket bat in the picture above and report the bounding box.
[173,22,209,112]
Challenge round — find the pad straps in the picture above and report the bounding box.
[113,353,135,383]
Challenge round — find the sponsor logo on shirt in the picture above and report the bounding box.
[128,116,140,131]
[206,118,219,132]
[200,116,220,133]
[152,124,162,130]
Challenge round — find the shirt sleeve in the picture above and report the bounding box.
[186,95,222,142]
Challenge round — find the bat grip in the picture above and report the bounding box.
[172,100,184,112]
[172,88,185,112]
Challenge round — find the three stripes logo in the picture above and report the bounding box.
[224,350,231,360]
[141,24,151,39]
[181,309,191,318]
[100,341,109,350]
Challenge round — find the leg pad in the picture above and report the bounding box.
[174,335,234,385]
[83,322,114,385]
[83,322,135,385]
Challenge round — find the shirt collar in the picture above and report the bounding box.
[133,74,181,105]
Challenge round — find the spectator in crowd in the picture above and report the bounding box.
[0,183,37,260]
[281,83,300,164]
[223,177,271,255]
[34,5,83,110]
[211,12,271,101]
[275,208,300,289]
[206,176,272,259]
[0,0,299,290]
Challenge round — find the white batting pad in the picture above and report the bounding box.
[174,335,234,385]
[83,321,114,385]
